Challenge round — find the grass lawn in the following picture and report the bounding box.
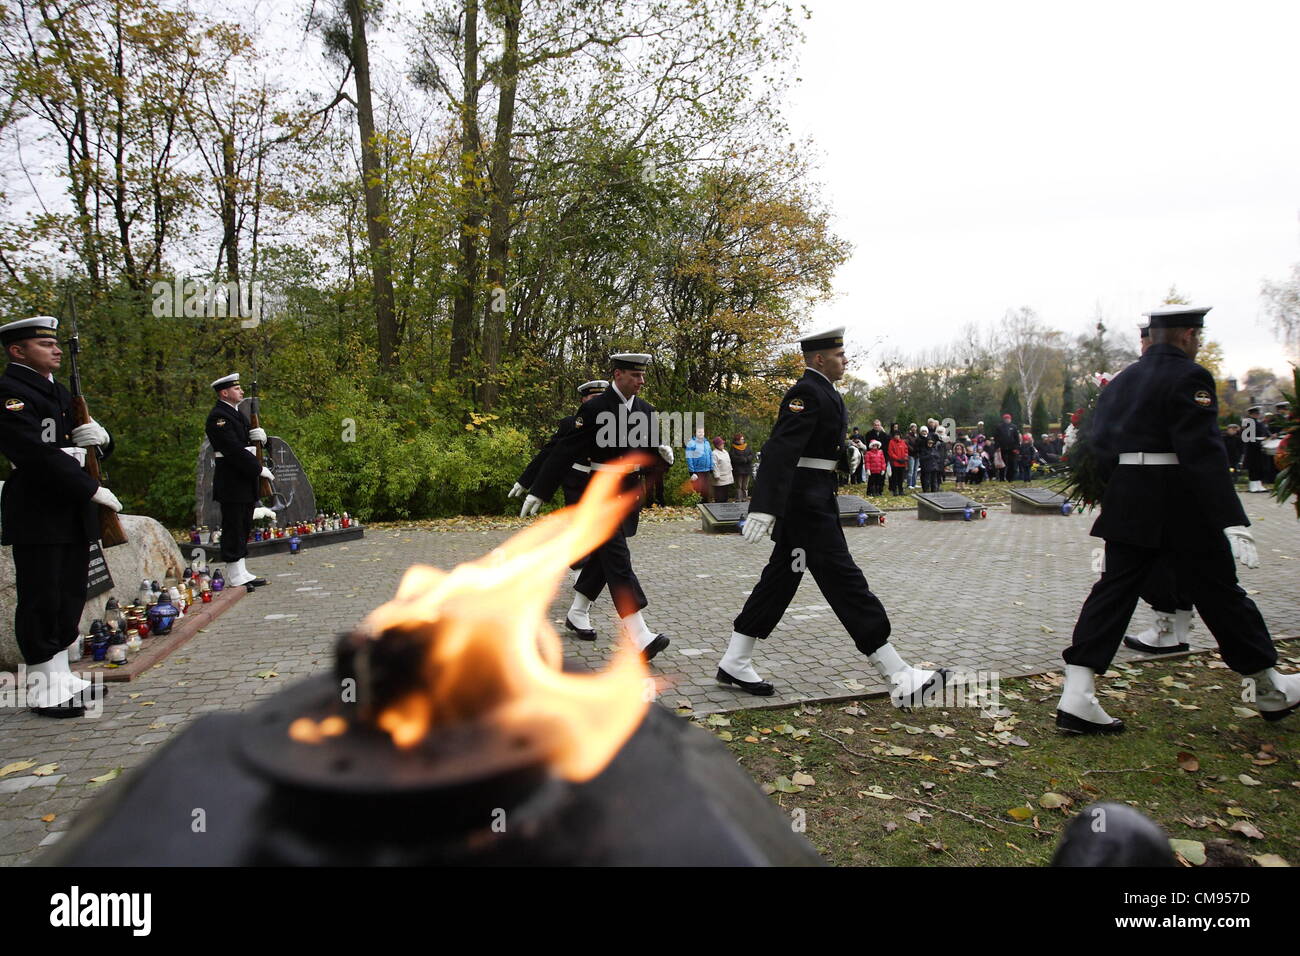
[839,477,1064,511]
[688,640,1300,867]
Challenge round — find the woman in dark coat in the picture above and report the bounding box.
[728,433,754,502]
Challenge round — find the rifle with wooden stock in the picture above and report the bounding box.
[249,379,273,499]
[66,293,128,547]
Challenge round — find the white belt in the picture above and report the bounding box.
[1118,452,1179,465]
[572,463,591,473]
[589,462,641,474]
[796,457,836,470]
[14,446,88,469]
[213,445,256,460]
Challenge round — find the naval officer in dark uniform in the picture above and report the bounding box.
[1057,305,1298,733]
[520,355,674,661]
[509,379,608,508]
[717,327,951,702]
[1124,319,1196,655]
[1242,404,1272,492]
[0,316,119,717]
[205,373,274,591]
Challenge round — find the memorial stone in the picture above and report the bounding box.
[196,435,317,528]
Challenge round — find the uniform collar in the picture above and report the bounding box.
[805,366,832,386]
[220,399,241,411]
[11,362,54,382]
[6,362,57,388]
[1145,343,1190,359]
[610,382,635,408]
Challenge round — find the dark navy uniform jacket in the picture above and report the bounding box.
[519,414,588,498]
[1089,343,1247,550]
[529,385,666,535]
[0,362,109,545]
[751,368,849,518]
[205,401,261,504]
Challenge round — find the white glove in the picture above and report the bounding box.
[507,482,525,498]
[259,467,275,482]
[91,486,123,512]
[520,494,543,518]
[1224,526,1259,569]
[248,427,267,443]
[657,444,674,466]
[741,511,775,544]
[690,473,697,480]
[848,445,863,475]
[70,420,109,447]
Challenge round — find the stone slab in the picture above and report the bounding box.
[1008,487,1072,515]
[916,491,988,521]
[192,525,364,558]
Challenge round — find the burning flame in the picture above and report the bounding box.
[355,458,653,782]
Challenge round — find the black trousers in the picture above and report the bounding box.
[734,472,891,654]
[921,468,941,492]
[1140,555,1193,613]
[13,541,89,665]
[888,467,905,495]
[574,524,646,618]
[1065,538,1276,675]
[219,500,254,562]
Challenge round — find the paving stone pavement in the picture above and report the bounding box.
[1,492,1296,865]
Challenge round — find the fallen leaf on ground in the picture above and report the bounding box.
[1229,821,1264,840]
[1177,752,1200,772]
[0,761,35,778]
[41,813,56,822]
[791,772,815,787]
[88,768,122,787]
[1170,839,1206,865]
[1238,774,1262,787]
[773,776,804,793]
[32,763,58,776]
[1250,854,1290,867]
[1039,792,1072,810]
[1007,806,1034,821]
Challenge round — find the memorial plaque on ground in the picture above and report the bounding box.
[698,501,749,533]
[1008,487,1070,515]
[916,491,987,521]
[835,495,884,525]
[698,497,883,532]
[196,435,317,528]
[86,540,113,599]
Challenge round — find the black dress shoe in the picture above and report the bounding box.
[565,616,597,641]
[716,667,775,697]
[1260,701,1300,723]
[641,634,669,662]
[1055,709,1126,735]
[1123,635,1188,654]
[249,577,268,587]
[32,703,86,719]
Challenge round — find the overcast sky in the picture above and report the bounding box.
[783,0,1300,383]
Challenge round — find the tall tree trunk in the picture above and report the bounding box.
[477,0,520,410]
[346,0,399,367]
[220,129,240,283]
[449,0,482,379]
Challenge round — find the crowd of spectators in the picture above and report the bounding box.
[837,414,1067,496]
